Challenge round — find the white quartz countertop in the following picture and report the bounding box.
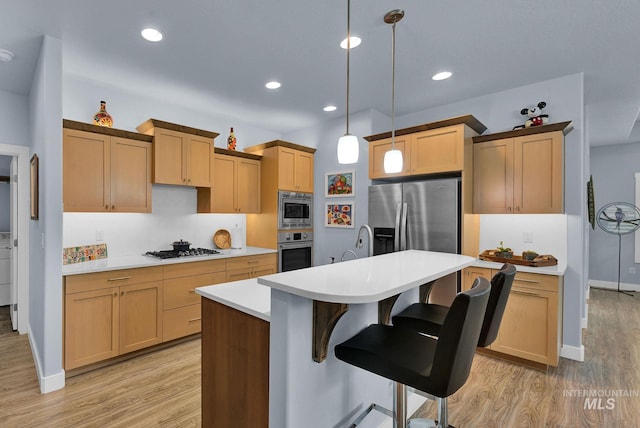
[196,279,271,322]
[62,247,277,276]
[470,259,567,276]
[258,250,475,304]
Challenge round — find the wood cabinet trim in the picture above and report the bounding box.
[472,121,573,144]
[364,114,487,142]
[214,147,262,160]
[63,119,153,142]
[136,118,219,139]
[245,140,317,154]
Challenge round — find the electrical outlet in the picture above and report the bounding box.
[523,232,534,243]
[96,230,105,241]
[629,267,637,275]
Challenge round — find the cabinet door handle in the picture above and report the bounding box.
[121,291,126,296]
[512,289,540,297]
[515,278,540,284]
[247,260,259,264]
[113,292,117,297]
[188,317,202,322]
[105,204,109,210]
[108,276,132,281]
[188,289,196,293]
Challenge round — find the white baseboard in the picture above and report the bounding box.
[589,279,640,292]
[560,344,584,362]
[27,325,65,394]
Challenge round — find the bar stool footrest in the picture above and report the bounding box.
[348,402,393,427]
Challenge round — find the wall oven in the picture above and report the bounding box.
[278,191,313,230]
[278,231,313,272]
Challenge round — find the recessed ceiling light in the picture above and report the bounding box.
[0,49,15,62]
[265,81,281,89]
[323,105,337,112]
[141,28,163,42]
[432,71,452,81]
[340,36,361,49]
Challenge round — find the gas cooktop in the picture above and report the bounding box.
[144,248,221,259]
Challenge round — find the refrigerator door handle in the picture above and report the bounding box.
[400,202,408,251]
[394,203,402,252]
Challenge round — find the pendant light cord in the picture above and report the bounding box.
[345,0,351,135]
[391,19,396,148]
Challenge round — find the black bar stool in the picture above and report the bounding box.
[392,263,516,347]
[335,277,491,428]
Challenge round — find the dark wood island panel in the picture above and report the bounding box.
[201,297,269,427]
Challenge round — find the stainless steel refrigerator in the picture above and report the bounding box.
[368,177,460,305]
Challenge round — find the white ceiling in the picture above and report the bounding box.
[1,0,639,145]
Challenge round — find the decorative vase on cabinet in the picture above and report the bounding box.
[93,100,113,128]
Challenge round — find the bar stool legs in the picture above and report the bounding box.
[394,382,407,428]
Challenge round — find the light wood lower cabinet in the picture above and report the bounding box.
[225,253,277,282]
[64,267,163,370]
[461,267,563,366]
[64,254,277,370]
[161,259,226,342]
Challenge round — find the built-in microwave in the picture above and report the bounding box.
[278,191,313,229]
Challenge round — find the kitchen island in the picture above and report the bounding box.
[197,250,474,428]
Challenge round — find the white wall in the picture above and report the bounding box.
[63,186,245,256]
[28,35,65,392]
[283,109,376,266]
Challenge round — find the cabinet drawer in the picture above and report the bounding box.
[226,254,276,270]
[163,304,201,341]
[164,272,226,310]
[512,271,559,293]
[65,266,163,294]
[162,259,226,279]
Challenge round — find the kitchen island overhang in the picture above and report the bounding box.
[259,250,475,363]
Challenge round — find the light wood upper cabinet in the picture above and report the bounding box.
[63,124,152,213]
[473,127,566,214]
[198,149,262,214]
[277,147,314,192]
[136,119,219,188]
[368,136,411,179]
[211,153,261,213]
[366,116,486,180]
[411,126,464,174]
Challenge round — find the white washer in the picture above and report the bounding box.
[0,232,11,306]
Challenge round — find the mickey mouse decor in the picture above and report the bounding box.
[513,101,549,130]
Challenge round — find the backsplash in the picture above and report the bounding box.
[63,185,246,257]
[479,214,567,265]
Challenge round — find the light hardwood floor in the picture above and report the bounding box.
[0,288,638,427]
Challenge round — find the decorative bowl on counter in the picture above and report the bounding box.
[213,229,231,249]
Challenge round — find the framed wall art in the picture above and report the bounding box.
[325,171,354,197]
[30,154,39,220]
[325,202,354,228]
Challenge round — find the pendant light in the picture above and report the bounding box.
[337,0,359,164]
[383,9,404,174]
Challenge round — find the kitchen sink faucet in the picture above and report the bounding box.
[355,224,374,257]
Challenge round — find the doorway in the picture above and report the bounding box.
[0,144,30,334]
